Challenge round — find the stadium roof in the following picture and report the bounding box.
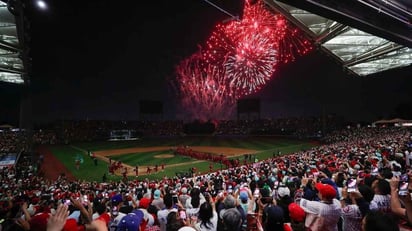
[0,1,411,85]
[0,1,24,84]
[265,0,412,76]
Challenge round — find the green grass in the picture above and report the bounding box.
[47,136,318,182]
[108,150,195,166]
[48,145,110,182]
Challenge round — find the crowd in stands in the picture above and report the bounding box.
[0,117,342,152]
[0,129,27,153]
[0,116,341,156]
[0,118,412,231]
[214,116,342,138]
[0,124,411,231]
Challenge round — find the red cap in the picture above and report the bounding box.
[31,197,40,204]
[97,213,111,225]
[29,212,50,231]
[288,203,305,222]
[315,183,336,200]
[139,197,151,209]
[62,218,78,231]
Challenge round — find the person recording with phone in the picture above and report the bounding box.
[370,178,391,213]
[390,173,412,227]
[340,183,374,231]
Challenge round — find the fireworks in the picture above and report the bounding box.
[203,1,283,96]
[173,0,313,120]
[224,31,278,95]
[174,53,237,120]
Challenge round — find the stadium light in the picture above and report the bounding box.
[35,0,47,10]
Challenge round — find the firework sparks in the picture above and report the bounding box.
[174,53,237,120]
[172,0,313,120]
[202,0,312,96]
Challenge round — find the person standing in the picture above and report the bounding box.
[158,194,178,231]
[299,182,341,231]
[75,158,80,170]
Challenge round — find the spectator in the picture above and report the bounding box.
[237,189,254,215]
[288,202,306,231]
[276,185,293,222]
[179,187,190,208]
[185,187,205,210]
[221,208,242,231]
[340,184,374,231]
[263,205,292,231]
[152,189,165,210]
[117,209,144,231]
[138,197,157,230]
[185,188,202,219]
[166,211,184,231]
[158,194,178,231]
[195,201,218,231]
[300,182,341,231]
[362,210,399,231]
[389,175,412,228]
[370,178,391,213]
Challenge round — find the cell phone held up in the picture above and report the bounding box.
[346,178,357,192]
[179,210,187,220]
[172,195,178,204]
[398,174,409,196]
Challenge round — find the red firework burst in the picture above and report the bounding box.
[224,31,278,95]
[202,0,313,97]
[174,53,237,120]
[172,0,313,120]
[277,26,313,64]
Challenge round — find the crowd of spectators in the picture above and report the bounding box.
[0,124,411,231]
[0,116,341,156]
[214,116,342,138]
[0,129,27,153]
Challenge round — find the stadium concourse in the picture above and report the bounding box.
[0,119,411,231]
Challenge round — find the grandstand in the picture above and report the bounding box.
[0,1,411,231]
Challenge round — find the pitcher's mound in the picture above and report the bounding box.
[154,154,174,159]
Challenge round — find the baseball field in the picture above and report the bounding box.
[41,136,318,182]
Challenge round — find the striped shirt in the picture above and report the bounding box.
[300,198,342,231]
[370,194,391,213]
[341,204,362,231]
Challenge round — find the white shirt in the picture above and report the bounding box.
[185,196,206,209]
[341,204,362,231]
[195,211,218,231]
[157,208,178,231]
[300,198,342,231]
[152,198,165,210]
[370,194,391,213]
[139,208,155,227]
[186,207,200,219]
[407,151,412,166]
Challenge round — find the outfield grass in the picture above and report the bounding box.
[108,150,195,166]
[47,136,317,182]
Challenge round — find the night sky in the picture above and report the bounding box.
[0,0,411,125]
